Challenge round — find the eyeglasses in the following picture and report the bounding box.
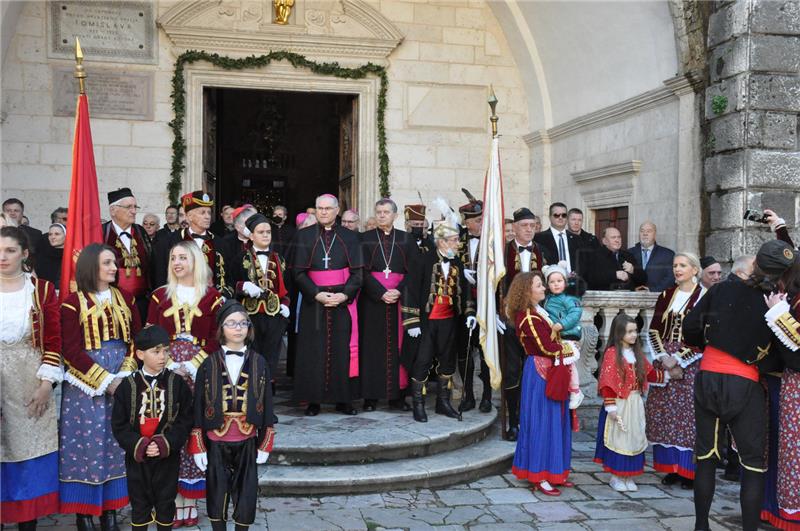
[116,204,141,212]
[552,213,567,219]
[223,321,251,329]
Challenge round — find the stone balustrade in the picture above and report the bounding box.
[575,290,661,400]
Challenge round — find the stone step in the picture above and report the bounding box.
[272,399,498,465]
[259,426,515,495]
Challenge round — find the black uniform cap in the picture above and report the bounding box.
[245,213,270,233]
[134,325,171,351]
[756,240,797,276]
[513,207,535,222]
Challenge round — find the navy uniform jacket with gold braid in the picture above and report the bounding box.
[683,279,778,368]
[111,370,194,463]
[60,287,142,394]
[188,349,275,455]
[232,247,290,315]
[402,249,474,330]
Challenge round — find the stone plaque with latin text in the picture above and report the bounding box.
[48,1,157,64]
[52,67,154,121]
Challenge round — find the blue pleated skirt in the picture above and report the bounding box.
[594,407,646,476]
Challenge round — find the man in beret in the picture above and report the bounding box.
[497,207,548,440]
[102,187,154,321]
[155,191,231,297]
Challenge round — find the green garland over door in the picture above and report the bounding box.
[168,50,391,204]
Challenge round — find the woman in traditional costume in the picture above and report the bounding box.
[0,226,62,530]
[147,240,222,527]
[508,271,574,497]
[59,243,141,531]
[645,252,705,489]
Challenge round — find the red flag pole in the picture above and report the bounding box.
[60,38,102,300]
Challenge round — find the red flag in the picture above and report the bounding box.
[60,93,102,300]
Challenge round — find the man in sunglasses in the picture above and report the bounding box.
[534,202,586,294]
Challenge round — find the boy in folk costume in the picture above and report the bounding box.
[189,301,275,531]
[232,213,290,384]
[403,214,477,423]
[111,326,193,530]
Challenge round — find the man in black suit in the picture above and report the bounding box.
[585,227,647,290]
[567,208,599,249]
[627,221,675,292]
[3,197,42,254]
[534,202,580,271]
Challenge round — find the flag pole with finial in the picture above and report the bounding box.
[74,37,86,94]
[488,85,499,138]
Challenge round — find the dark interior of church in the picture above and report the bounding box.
[206,87,356,218]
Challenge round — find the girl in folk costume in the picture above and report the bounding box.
[146,240,223,527]
[189,301,275,531]
[508,271,575,497]
[594,314,679,492]
[59,243,142,531]
[232,213,290,385]
[645,252,705,489]
[0,227,62,530]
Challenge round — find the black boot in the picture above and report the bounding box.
[363,399,378,412]
[156,525,173,531]
[506,388,520,441]
[17,520,36,531]
[435,375,462,420]
[211,521,227,531]
[99,510,119,531]
[459,354,476,412]
[478,365,493,413]
[411,379,428,422]
[235,525,250,531]
[75,514,97,531]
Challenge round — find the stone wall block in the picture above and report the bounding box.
[747,150,800,187]
[751,35,800,73]
[704,151,745,191]
[705,229,743,262]
[705,74,747,119]
[709,37,749,82]
[751,0,800,35]
[746,111,798,149]
[747,190,798,226]
[748,74,800,112]
[708,1,750,48]
[709,111,745,152]
[709,190,745,230]
[743,228,778,254]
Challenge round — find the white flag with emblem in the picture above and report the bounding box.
[477,136,506,390]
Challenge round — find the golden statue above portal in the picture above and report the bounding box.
[273,0,294,24]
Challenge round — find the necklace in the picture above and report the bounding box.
[376,228,396,279]
[319,230,338,270]
[0,271,24,280]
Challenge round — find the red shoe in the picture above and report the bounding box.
[184,506,199,527]
[173,519,185,529]
[561,481,575,488]
[535,482,561,496]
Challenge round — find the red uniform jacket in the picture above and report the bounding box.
[598,346,665,406]
[28,276,62,381]
[61,287,141,395]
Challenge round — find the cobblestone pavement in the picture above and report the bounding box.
[35,430,771,530]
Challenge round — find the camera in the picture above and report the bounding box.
[744,209,769,224]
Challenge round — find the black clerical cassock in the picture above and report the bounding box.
[291,224,363,404]
[359,227,417,403]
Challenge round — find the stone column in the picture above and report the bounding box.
[704,0,800,263]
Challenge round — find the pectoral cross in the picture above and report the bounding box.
[323,254,331,269]
[383,266,391,279]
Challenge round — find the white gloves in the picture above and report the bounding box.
[193,452,208,472]
[495,315,507,335]
[242,281,263,298]
[463,269,477,286]
[408,327,422,338]
[279,304,290,318]
[257,450,270,464]
[466,316,477,331]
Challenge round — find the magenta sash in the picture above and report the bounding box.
[308,268,359,377]
[371,272,409,389]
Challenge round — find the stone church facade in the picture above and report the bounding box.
[2,0,798,260]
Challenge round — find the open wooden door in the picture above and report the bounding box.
[337,96,358,213]
[202,87,218,201]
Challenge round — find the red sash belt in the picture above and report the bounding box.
[371,272,408,389]
[140,417,159,439]
[308,268,359,377]
[700,345,759,382]
[117,268,147,297]
[430,296,455,320]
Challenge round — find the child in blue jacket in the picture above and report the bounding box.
[543,265,584,409]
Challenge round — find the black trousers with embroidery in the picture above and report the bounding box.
[413,318,456,381]
[206,438,258,526]
[125,452,179,527]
